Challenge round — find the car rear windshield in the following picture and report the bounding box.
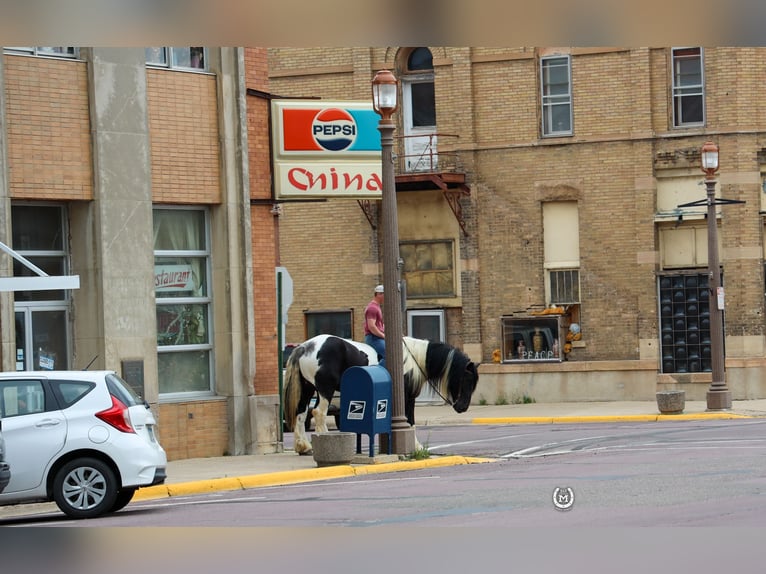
[105,373,143,406]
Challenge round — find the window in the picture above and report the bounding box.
[146,47,206,71]
[4,47,77,58]
[543,202,580,305]
[541,55,572,136]
[12,205,68,302]
[672,47,704,127]
[658,273,717,373]
[400,240,455,298]
[305,310,353,339]
[0,380,46,417]
[154,208,213,395]
[549,269,580,305]
[12,205,71,371]
[501,316,562,362]
[407,309,445,342]
[401,48,437,172]
[51,381,95,409]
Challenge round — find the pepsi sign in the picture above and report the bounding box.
[312,109,357,151]
[272,100,384,200]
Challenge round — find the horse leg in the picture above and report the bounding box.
[312,394,330,433]
[313,371,337,434]
[293,382,315,455]
[404,395,424,451]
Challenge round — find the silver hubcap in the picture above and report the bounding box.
[62,466,107,510]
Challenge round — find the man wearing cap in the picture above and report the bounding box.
[364,284,386,368]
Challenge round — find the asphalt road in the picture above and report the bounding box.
[3,418,766,528]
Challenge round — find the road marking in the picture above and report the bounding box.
[427,433,534,451]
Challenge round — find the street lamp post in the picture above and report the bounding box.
[372,69,416,454]
[701,140,732,410]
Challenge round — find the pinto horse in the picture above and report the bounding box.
[282,334,479,454]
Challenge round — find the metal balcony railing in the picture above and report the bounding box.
[393,133,463,175]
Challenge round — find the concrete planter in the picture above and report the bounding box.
[311,432,356,467]
[656,390,685,414]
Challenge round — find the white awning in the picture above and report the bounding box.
[0,241,80,292]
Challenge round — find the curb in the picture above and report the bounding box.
[133,455,494,502]
[470,413,754,424]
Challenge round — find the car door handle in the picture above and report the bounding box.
[35,419,63,428]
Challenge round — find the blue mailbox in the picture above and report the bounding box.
[340,365,392,457]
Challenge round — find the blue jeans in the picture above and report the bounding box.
[364,334,386,369]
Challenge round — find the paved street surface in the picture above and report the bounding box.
[1,398,764,522]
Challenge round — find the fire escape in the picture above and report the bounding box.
[357,133,471,236]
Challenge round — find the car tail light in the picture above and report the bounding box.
[95,395,136,433]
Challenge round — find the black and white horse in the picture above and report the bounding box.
[282,334,479,454]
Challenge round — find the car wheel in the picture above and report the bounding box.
[109,487,137,513]
[52,457,118,519]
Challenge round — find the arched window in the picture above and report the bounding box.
[401,48,436,171]
[407,47,433,71]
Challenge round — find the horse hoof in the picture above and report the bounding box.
[298,449,313,456]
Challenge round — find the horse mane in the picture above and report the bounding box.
[402,336,454,399]
[282,340,310,432]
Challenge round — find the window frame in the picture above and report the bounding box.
[540,55,573,137]
[146,47,208,72]
[400,239,455,299]
[154,207,214,398]
[658,271,718,374]
[4,47,78,59]
[671,47,705,128]
[547,268,581,306]
[501,316,563,363]
[304,309,354,340]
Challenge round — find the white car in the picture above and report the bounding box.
[0,370,166,519]
[0,422,9,494]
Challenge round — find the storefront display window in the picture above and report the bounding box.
[501,316,562,362]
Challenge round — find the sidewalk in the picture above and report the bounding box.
[135,398,766,501]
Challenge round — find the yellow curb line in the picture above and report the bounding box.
[471,413,753,425]
[133,455,494,502]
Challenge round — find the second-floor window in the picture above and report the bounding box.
[4,47,77,58]
[541,55,572,137]
[672,47,704,127]
[146,47,206,71]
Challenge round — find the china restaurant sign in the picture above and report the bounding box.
[271,100,382,199]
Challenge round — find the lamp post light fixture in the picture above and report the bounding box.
[701,140,732,410]
[371,69,416,455]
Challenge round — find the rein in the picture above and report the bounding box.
[403,338,453,406]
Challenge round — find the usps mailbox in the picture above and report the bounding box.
[340,365,392,457]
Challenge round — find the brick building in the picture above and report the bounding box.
[269,47,766,404]
[0,47,281,460]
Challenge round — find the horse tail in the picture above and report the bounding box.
[282,343,306,432]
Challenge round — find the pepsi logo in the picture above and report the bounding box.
[312,108,357,151]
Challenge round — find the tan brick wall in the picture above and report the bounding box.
[267,47,766,376]
[158,399,229,460]
[4,55,93,200]
[147,69,220,204]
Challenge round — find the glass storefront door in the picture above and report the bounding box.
[14,307,69,371]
